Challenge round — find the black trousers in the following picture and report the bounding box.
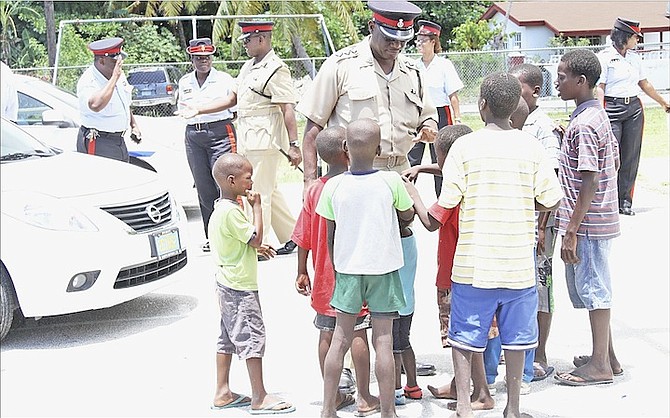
[407,105,453,197]
[605,96,644,206]
[185,119,235,237]
[76,126,129,162]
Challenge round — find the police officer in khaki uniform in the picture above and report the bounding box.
[177,22,301,256]
[76,37,142,161]
[297,0,438,188]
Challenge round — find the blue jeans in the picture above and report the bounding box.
[483,336,534,384]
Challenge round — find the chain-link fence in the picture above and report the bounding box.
[13,42,668,117]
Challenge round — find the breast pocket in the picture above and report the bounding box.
[404,89,423,116]
[348,87,378,121]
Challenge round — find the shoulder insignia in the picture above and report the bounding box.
[333,45,359,61]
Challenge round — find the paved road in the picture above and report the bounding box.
[1,154,668,418]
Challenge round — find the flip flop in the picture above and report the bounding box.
[531,363,555,382]
[249,400,296,415]
[554,371,613,387]
[354,405,381,417]
[573,355,624,376]
[336,393,355,411]
[404,384,423,399]
[211,394,251,410]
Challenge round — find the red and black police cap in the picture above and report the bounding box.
[368,0,421,41]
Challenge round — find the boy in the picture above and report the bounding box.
[405,124,496,412]
[439,72,562,418]
[510,63,562,382]
[393,215,420,406]
[292,126,379,415]
[316,118,414,418]
[553,49,621,386]
[208,153,294,414]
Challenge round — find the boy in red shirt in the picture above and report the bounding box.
[292,126,379,416]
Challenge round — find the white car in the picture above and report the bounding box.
[14,74,196,207]
[0,119,189,341]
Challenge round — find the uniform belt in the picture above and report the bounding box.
[187,118,232,131]
[83,126,125,137]
[374,155,407,169]
[605,96,638,105]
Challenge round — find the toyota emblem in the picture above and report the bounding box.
[146,204,162,223]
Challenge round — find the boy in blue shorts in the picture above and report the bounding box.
[208,153,294,414]
[438,72,563,418]
[316,118,414,418]
[553,49,621,386]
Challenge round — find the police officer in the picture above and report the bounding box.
[176,22,301,256]
[597,17,670,216]
[408,20,464,197]
[297,0,438,187]
[177,38,237,252]
[76,37,141,161]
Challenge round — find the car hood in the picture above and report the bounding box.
[1,151,159,198]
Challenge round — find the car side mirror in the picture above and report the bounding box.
[42,109,73,128]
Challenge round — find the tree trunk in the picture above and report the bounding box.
[290,34,315,79]
[44,0,56,75]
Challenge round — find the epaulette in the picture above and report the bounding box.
[179,73,190,82]
[332,45,359,62]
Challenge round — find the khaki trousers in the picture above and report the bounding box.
[242,149,296,244]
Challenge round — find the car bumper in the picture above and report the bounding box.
[131,98,174,107]
[1,204,190,318]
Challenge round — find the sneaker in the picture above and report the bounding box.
[487,383,497,396]
[520,381,531,395]
[395,388,406,405]
[201,241,210,252]
[276,240,297,255]
[339,368,356,395]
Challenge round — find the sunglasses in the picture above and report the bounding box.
[242,35,261,45]
[193,55,212,61]
[109,51,128,60]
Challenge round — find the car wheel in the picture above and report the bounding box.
[0,265,17,341]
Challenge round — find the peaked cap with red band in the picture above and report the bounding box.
[416,20,441,37]
[88,37,124,57]
[368,0,421,41]
[187,38,216,56]
[237,21,274,40]
[614,17,643,38]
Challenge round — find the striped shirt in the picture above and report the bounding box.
[556,99,620,239]
[438,128,563,289]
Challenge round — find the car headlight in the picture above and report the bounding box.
[2,191,99,232]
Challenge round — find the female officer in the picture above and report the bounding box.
[177,38,237,251]
[597,18,670,216]
[407,20,464,197]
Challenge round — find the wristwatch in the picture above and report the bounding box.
[289,140,300,147]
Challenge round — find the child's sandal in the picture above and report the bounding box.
[404,385,423,399]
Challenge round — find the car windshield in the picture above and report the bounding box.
[128,70,167,85]
[22,77,79,109]
[1,119,56,162]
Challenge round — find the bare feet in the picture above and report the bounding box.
[447,398,495,411]
[427,383,457,400]
[355,394,379,416]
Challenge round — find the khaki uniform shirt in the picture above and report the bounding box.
[234,50,296,154]
[296,36,437,159]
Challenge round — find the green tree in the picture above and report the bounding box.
[0,0,40,65]
[451,20,501,51]
[212,1,364,77]
[412,1,491,51]
[548,36,592,47]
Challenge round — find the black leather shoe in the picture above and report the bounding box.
[275,240,297,255]
[619,201,635,216]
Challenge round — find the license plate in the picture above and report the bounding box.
[141,90,153,96]
[150,228,181,259]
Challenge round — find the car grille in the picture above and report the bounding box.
[101,192,172,233]
[114,250,187,289]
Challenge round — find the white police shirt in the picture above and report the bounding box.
[178,67,236,125]
[597,45,645,98]
[77,65,132,132]
[415,55,464,108]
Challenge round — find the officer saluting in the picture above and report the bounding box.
[76,37,141,162]
[297,0,438,186]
